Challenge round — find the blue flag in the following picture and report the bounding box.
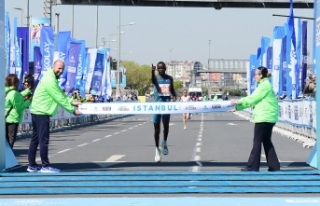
[39,26,54,80]
[57,31,71,88]
[5,12,10,75]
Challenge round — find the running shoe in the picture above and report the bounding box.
[162,141,169,155]
[155,147,162,162]
[40,166,60,173]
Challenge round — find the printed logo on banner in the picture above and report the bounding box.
[294,105,298,120]
[203,105,208,110]
[102,106,111,111]
[212,104,222,109]
[93,106,99,112]
[118,106,129,111]
[185,105,196,110]
[80,107,87,111]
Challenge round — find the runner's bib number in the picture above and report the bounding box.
[158,84,171,96]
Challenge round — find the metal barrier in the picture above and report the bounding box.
[17,106,126,138]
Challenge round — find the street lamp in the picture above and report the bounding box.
[100,38,116,48]
[13,7,24,26]
[117,5,135,96]
[109,32,124,48]
[208,40,211,66]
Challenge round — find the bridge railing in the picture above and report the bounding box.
[239,98,316,140]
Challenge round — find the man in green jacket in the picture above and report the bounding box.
[231,66,280,172]
[27,60,82,173]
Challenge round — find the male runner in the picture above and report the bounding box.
[180,89,191,129]
[151,62,177,162]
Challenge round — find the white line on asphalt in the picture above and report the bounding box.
[198,138,202,141]
[194,155,201,161]
[129,127,133,129]
[192,166,199,172]
[105,135,112,138]
[196,161,202,166]
[92,139,100,142]
[196,147,201,153]
[57,149,70,153]
[122,130,127,132]
[77,143,88,147]
[198,135,202,138]
[114,132,119,135]
[196,142,201,146]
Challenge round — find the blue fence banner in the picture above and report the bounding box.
[81,49,90,97]
[5,12,10,75]
[57,31,71,88]
[33,46,42,88]
[39,26,54,81]
[301,21,308,93]
[90,53,104,95]
[65,41,81,95]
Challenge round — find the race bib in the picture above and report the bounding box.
[158,84,171,96]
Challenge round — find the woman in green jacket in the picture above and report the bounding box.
[5,74,32,149]
[231,66,280,172]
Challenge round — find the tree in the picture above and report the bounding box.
[173,80,183,91]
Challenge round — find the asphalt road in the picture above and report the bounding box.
[9,112,312,172]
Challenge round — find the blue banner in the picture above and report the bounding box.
[301,21,308,92]
[313,3,317,74]
[267,47,273,81]
[17,27,30,80]
[90,53,104,95]
[74,40,86,90]
[261,37,270,67]
[57,31,71,88]
[249,54,256,94]
[272,26,285,96]
[295,18,302,97]
[5,12,10,75]
[30,17,50,61]
[65,41,81,95]
[280,35,287,97]
[39,26,54,80]
[121,67,127,88]
[80,49,90,97]
[33,46,42,88]
[98,48,107,98]
[14,18,22,85]
[111,70,117,88]
[256,47,261,68]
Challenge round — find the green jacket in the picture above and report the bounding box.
[30,69,75,116]
[235,78,278,123]
[5,87,31,123]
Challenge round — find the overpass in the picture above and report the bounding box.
[55,0,313,9]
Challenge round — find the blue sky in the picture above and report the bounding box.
[6,0,314,66]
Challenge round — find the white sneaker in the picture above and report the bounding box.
[162,141,169,155]
[155,148,162,162]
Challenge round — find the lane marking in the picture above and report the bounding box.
[57,149,70,153]
[196,147,201,153]
[105,135,112,138]
[77,143,88,147]
[92,139,100,142]
[93,155,126,168]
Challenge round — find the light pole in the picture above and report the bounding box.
[27,0,30,27]
[96,5,99,48]
[109,32,124,48]
[117,5,135,96]
[55,13,60,34]
[13,7,24,26]
[71,5,74,37]
[208,40,211,67]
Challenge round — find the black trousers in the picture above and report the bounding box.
[28,114,50,167]
[5,123,19,149]
[246,122,280,171]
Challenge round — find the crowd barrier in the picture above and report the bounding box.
[241,98,316,140]
[17,106,126,138]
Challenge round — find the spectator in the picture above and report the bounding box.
[27,60,82,173]
[5,74,32,149]
[303,74,316,98]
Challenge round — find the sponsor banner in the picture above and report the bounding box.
[39,26,54,81]
[78,101,233,115]
[30,17,50,61]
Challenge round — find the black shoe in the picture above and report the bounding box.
[268,169,280,172]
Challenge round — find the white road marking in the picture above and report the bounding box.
[105,135,112,138]
[227,123,237,125]
[93,155,126,168]
[122,130,127,132]
[196,147,201,153]
[194,155,201,161]
[192,166,199,172]
[114,132,119,135]
[92,139,100,142]
[196,142,201,146]
[77,143,88,147]
[57,149,70,153]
